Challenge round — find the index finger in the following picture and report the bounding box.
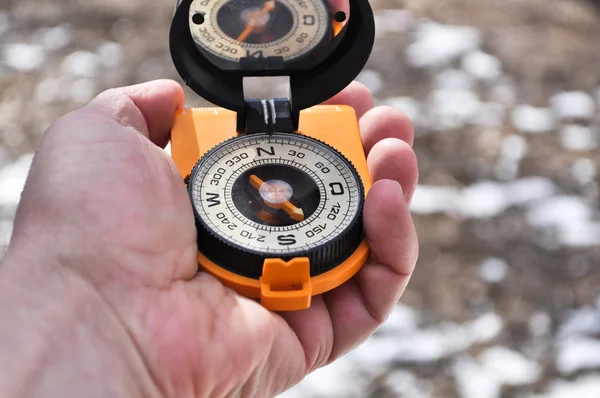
[322,80,374,119]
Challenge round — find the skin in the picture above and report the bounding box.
[0,79,418,398]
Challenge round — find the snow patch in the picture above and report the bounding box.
[356,69,383,95]
[461,50,502,81]
[559,125,597,151]
[0,154,34,210]
[479,346,541,385]
[550,91,595,120]
[96,41,125,68]
[406,22,481,68]
[62,51,99,77]
[479,257,508,283]
[511,105,555,134]
[556,337,600,374]
[1,43,45,72]
[34,24,73,52]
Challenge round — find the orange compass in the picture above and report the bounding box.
[169,0,375,311]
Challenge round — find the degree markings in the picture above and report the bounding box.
[191,135,361,254]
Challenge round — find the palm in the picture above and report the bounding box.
[11,80,419,397]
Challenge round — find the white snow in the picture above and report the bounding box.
[377,304,421,334]
[479,346,542,385]
[559,125,597,151]
[410,177,556,217]
[62,50,99,77]
[452,347,541,398]
[384,96,422,124]
[557,306,600,339]
[0,154,34,209]
[526,195,592,229]
[468,313,504,343]
[1,43,45,72]
[278,356,368,398]
[532,375,600,398]
[571,158,596,185]
[550,91,595,120]
[406,22,482,68]
[35,78,61,104]
[479,257,508,283]
[461,50,502,81]
[511,105,555,134]
[69,78,97,103]
[374,9,414,37]
[556,337,600,374]
[528,312,551,337]
[472,102,505,127]
[428,89,482,131]
[525,196,600,246]
[559,222,600,247]
[409,185,461,214]
[0,220,13,247]
[434,68,474,91]
[500,134,528,161]
[453,356,501,398]
[490,81,517,108]
[284,309,504,398]
[96,41,124,68]
[356,69,383,95]
[506,177,557,205]
[384,370,432,398]
[458,181,507,218]
[35,24,73,52]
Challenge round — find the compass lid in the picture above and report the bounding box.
[169,0,375,132]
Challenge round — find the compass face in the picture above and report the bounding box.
[188,0,329,64]
[188,133,362,262]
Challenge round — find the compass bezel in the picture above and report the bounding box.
[187,132,365,279]
[169,0,375,125]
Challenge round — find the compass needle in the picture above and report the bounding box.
[249,174,305,222]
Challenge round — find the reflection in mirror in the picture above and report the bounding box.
[187,0,351,71]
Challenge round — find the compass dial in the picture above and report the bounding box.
[188,0,329,62]
[188,133,364,279]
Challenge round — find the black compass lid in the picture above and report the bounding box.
[169,0,375,131]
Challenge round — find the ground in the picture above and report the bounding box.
[1,0,600,397]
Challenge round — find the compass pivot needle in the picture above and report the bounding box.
[249,174,305,222]
[236,0,276,42]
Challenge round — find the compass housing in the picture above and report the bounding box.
[187,132,365,279]
[170,0,375,130]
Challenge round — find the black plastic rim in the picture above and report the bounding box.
[169,0,375,129]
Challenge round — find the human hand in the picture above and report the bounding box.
[0,79,418,397]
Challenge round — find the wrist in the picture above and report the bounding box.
[0,249,161,398]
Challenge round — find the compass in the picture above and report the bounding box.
[169,0,375,311]
[188,133,364,279]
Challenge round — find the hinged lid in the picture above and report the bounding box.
[169,0,375,133]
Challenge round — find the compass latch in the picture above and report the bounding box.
[259,257,312,311]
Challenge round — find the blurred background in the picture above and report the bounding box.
[1,0,600,397]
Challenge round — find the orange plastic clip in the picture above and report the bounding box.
[260,258,312,311]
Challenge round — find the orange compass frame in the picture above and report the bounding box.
[171,105,371,311]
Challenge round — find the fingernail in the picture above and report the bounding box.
[395,180,403,196]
